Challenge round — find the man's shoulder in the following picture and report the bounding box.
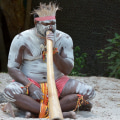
[56,30,72,42]
[56,30,71,37]
[17,28,35,38]
[13,28,35,41]
[11,28,35,45]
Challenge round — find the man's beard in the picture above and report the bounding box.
[38,28,56,37]
[37,30,45,37]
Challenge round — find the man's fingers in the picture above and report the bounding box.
[46,32,54,41]
[33,91,39,99]
[37,92,43,100]
[33,90,44,100]
[31,94,37,100]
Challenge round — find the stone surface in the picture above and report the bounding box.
[0,73,120,120]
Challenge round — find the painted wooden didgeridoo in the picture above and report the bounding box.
[46,30,63,120]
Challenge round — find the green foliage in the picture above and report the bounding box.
[96,33,120,78]
[70,46,87,76]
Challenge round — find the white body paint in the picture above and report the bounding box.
[3,82,24,102]
[76,81,95,100]
[8,28,74,83]
[6,26,95,102]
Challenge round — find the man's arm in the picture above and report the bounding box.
[7,35,30,85]
[7,35,43,100]
[53,35,74,75]
[53,54,73,75]
[8,67,29,85]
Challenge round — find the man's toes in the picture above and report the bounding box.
[63,111,77,119]
[25,111,32,118]
[79,102,93,111]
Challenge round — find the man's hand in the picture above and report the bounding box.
[28,84,43,100]
[46,31,55,42]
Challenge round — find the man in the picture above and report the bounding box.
[3,2,95,119]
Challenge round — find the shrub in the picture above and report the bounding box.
[96,33,120,78]
[70,46,87,76]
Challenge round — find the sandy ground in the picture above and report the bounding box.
[0,73,120,120]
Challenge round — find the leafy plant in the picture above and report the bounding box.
[96,33,120,78]
[70,46,87,76]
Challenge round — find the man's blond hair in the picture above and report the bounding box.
[32,2,59,17]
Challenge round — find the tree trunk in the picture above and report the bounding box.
[0,0,25,39]
[24,0,32,30]
[0,14,7,72]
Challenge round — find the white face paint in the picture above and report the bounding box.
[35,19,56,37]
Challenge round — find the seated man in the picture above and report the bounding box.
[3,2,95,119]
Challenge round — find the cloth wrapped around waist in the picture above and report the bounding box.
[27,75,69,118]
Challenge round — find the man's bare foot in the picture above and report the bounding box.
[79,102,92,111]
[25,111,38,118]
[25,111,32,118]
[63,111,76,119]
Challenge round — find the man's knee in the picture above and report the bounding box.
[76,82,95,100]
[87,87,95,100]
[3,82,24,102]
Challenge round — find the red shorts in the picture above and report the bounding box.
[55,75,69,97]
[28,75,69,97]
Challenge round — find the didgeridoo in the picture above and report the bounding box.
[46,30,63,120]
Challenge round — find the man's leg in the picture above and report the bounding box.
[60,94,78,112]
[3,82,77,118]
[60,79,95,100]
[13,78,94,118]
[14,94,40,114]
[59,79,95,112]
[3,82,40,114]
[4,93,77,118]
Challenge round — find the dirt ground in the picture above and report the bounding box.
[0,73,120,120]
